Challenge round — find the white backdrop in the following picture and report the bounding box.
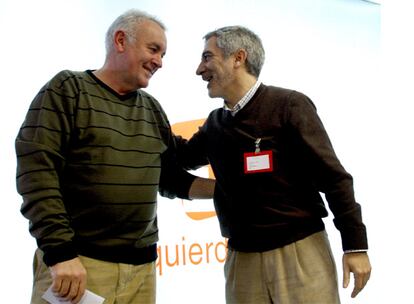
[1,0,413,303]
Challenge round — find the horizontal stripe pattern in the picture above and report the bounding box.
[16,70,172,261]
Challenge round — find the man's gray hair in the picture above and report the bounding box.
[105,9,165,54]
[204,26,265,78]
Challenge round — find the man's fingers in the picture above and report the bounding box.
[351,271,371,298]
[342,252,372,297]
[51,278,62,293]
[68,280,82,303]
[52,278,71,297]
[342,263,350,288]
[351,275,363,298]
[49,258,88,303]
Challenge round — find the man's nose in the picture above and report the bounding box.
[154,54,163,69]
[196,62,205,75]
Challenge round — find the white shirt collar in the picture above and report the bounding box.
[223,81,261,116]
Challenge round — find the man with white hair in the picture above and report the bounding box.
[16,9,214,304]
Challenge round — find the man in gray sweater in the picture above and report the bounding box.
[16,9,214,304]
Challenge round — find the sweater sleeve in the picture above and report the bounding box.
[174,122,210,171]
[158,129,198,200]
[287,91,368,251]
[16,71,78,266]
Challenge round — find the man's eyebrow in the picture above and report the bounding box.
[148,42,161,50]
[202,51,213,57]
[149,42,166,55]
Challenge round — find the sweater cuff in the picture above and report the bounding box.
[43,242,78,266]
[340,226,368,252]
[173,171,197,200]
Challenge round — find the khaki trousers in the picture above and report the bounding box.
[30,249,156,304]
[224,231,341,304]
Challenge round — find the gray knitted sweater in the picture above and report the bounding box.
[16,70,195,266]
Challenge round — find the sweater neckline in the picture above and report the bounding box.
[86,70,138,101]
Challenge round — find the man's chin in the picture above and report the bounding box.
[137,79,150,89]
[207,88,217,98]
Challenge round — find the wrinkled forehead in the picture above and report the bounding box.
[203,36,222,55]
[137,20,167,51]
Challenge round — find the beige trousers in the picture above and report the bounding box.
[224,231,341,304]
[30,249,156,304]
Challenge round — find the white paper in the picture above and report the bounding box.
[42,286,105,304]
[246,154,270,171]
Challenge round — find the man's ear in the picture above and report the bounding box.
[234,48,248,67]
[114,30,127,52]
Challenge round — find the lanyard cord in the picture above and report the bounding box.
[233,127,273,153]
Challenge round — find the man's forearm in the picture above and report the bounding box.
[189,177,215,199]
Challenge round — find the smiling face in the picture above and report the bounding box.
[119,19,167,90]
[127,20,166,89]
[196,37,236,100]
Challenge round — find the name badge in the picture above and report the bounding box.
[244,150,273,174]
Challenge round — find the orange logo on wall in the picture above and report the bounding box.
[172,119,216,221]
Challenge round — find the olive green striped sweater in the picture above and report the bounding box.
[16,70,195,266]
